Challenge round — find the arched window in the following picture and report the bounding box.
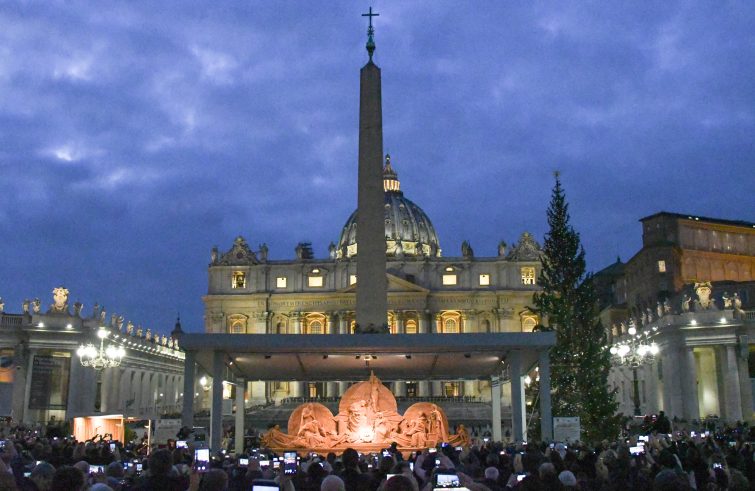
[522,317,536,332]
[305,313,327,334]
[481,319,491,333]
[309,320,322,334]
[405,319,418,334]
[439,311,462,333]
[227,314,248,334]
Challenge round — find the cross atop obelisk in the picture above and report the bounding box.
[355,7,387,333]
[362,7,379,60]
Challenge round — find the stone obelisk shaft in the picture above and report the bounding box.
[356,60,387,330]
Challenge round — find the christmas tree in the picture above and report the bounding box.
[533,173,619,442]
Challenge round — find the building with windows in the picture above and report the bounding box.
[595,212,755,421]
[0,288,184,428]
[203,160,544,405]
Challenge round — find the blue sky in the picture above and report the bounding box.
[1,2,753,334]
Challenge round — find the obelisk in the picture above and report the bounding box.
[356,8,387,332]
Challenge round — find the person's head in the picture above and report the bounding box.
[149,448,174,476]
[105,461,124,478]
[0,471,18,491]
[73,460,89,475]
[342,448,359,469]
[321,474,345,491]
[50,466,86,491]
[484,467,499,481]
[30,462,56,491]
[539,462,557,481]
[384,474,416,491]
[558,470,577,489]
[90,484,114,491]
[199,468,228,491]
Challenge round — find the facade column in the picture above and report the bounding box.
[491,375,502,441]
[181,350,196,429]
[11,346,30,423]
[66,348,83,420]
[737,337,753,422]
[338,381,348,395]
[292,314,302,335]
[463,381,475,397]
[724,345,743,422]
[432,381,443,396]
[210,351,225,451]
[418,381,430,397]
[660,346,683,419]
[100,367,112,414]
[392,312,401,334]
[434,313,442,334]
[326,382,337,397]
[234,379,245,455]
[539,350,553,441]
[338,313,348,335]
[681,347,700,421]
[510,350,526,442]
[326,313,335,335]
[418,313,429,334]
[394,381,407,397]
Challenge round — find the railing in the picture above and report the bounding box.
[0,315,24,327]
[276,395,486,406]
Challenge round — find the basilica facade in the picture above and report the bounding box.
[203,157,543,405]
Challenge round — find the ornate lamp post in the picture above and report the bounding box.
[609,323,659,416]
[77,328,125,370]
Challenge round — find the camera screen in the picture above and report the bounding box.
[434,473,460,488]
[283,451,297,475]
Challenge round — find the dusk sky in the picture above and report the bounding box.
[1,2,753,334]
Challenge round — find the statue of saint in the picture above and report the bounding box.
[23,299,30,313]
[722,292,732,309]
[50,287,69,313]
[695,282,713,310]
[32,298,41,314]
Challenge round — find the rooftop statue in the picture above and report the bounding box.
[49,286,69,314]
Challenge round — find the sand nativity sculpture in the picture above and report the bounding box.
[262,373,470,453]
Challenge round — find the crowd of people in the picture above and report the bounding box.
[1,420,753,490]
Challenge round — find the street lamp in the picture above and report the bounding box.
[77,328,126,370]
[609,325,659,416]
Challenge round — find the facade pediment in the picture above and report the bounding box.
[215,236,259,266]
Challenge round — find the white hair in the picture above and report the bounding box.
[321,474,345,491]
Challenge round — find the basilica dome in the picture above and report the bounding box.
[337,155,441,259]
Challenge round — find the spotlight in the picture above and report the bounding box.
[323,355,328,359]
[355,355,360,359]
[405,354,412,359]
[464,353,471,358]
[264,355,271,359]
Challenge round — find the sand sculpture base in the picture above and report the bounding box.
[261,373,469,454]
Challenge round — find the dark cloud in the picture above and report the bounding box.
[1,2,752,333]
